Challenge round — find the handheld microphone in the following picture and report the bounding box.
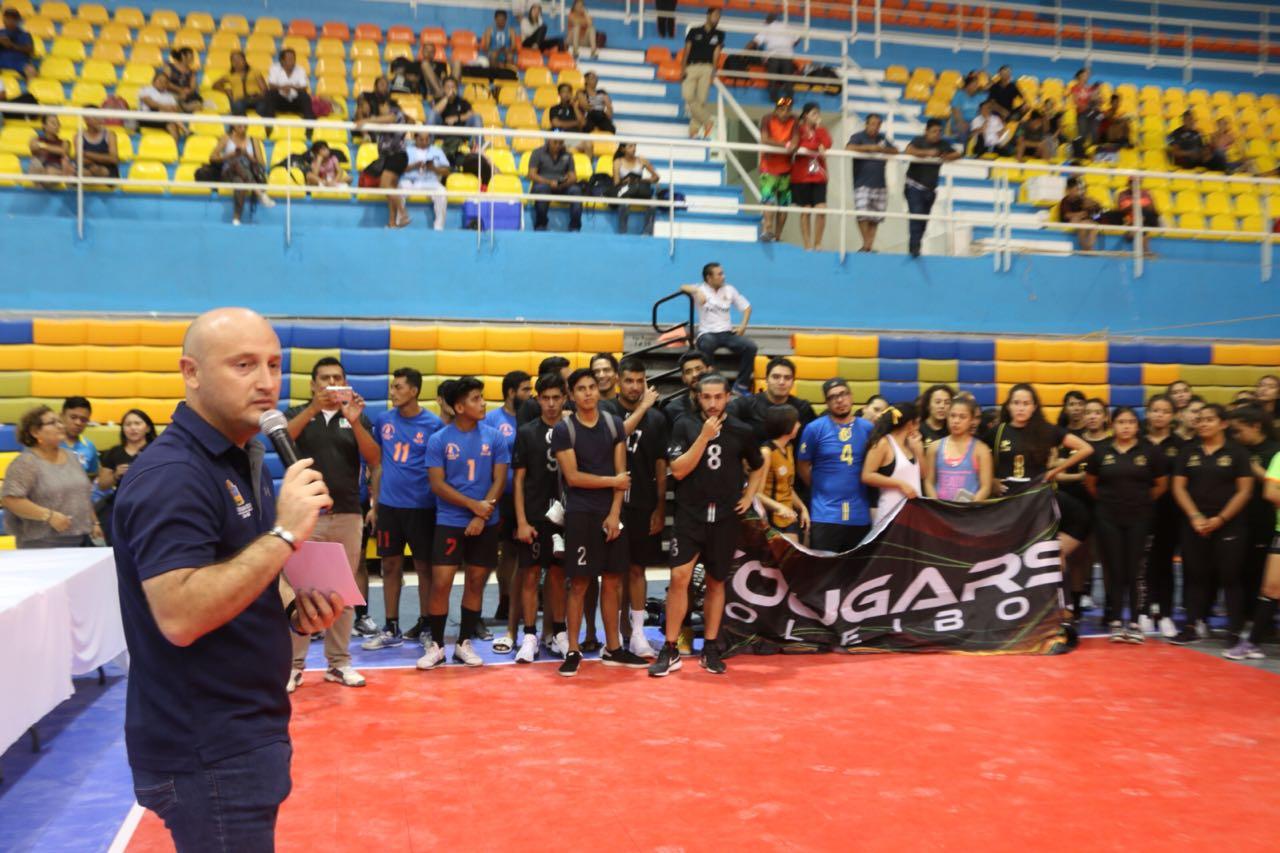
[259,409,299,468]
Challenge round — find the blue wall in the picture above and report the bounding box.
[2,197,1276,339]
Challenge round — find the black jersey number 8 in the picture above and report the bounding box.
[707,444,723,470]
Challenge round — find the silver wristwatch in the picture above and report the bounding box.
[267,525,300,551]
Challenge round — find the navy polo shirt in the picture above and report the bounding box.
[113,402,290,772]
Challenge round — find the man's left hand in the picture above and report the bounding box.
[735,325,748,337]
[341,393,366,421]
[293,589,344,634]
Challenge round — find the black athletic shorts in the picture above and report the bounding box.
[623,505,663,567]
[499,492,517,541]
[375,505,435,559]
[564,511,629,579]
[432,523,501,569]
[1054,489,1091,542]
[792,181,828,207]
[669,514,741,581]
[808,521,868,554]
[518,520,560,569]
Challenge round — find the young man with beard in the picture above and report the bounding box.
[728,356,817,443]
[797,378,874,553]
[590,353,619,401]
[552,370,649,676]
[512,373,570,662]
[650,374,766,677]
[661,350,709,427]
[419,378,509,668]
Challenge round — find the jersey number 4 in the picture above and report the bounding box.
[840,444,854,465]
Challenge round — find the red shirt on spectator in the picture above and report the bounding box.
[790,124,832,184]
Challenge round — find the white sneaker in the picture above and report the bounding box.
[516,633,539,663]
[452,638,484,667]
[1138,614,1155,635]
[1196,620,1210,639]
[1159,617,1178,639]
[1108,620,1125,643]
[257,191,276,208]
[324,665,366,687]
[629,630,658,659]
[286,667,303,693]
[416,641,446,670]
[1080,595,1095,611]
[552,631,570,659]
[232,217,241,226]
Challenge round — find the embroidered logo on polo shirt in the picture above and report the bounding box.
[1188,454,1201,467]
[1135,455,1147,466]
[838,427,852,442]
[480,443,492,457]
[500,423,514,438]
[413,431,425,445]
[339,418,351,429]
[225,479,254,519]
[381,423,396,440]
[1217,455,1232,467]
[446,442,461,461]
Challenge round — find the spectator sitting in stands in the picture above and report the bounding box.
[357,99,411,229]
[213,51,266,116]
[78,113,120,180]
[566,0,598,59]
[746,13,798,104]
[950,71,985,138]
[1,406,100,548]
[137,71,187,141]
[1103,183,1160,254]
[581,72,616,133]
[164,47,204,113]
[388,52,427,97]
[401,131,451,231]
[1039,97,1065,142]
[528,132,583,231]
[430,76,482,130]
[680,262,757,397]
[1095,95,1132,154]
[356,76,391,127]
[1167,111,1225,171]
[1015,110,1056,161]
[456,149,497,186]
[521,4,564,52]
[1058,176,1101,251]
[303,140,348,188]
[210,123,274,226]
[986,65,1024,120]
[482,10,519,68]
[263,48,315,124]
[969,99,1011,157]
[548,83,583,133]
[26,114,74,183]
[1212,118,1250,174]
[0,8,36,80]
[612,141,659,235]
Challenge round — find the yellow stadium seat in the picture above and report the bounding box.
[1172,190,1202,216]
[137,134,178,163]
[21,14,53,39]
[180,134,217,165]
[130,43,164,67]
[487,173,523,200]
[0,152,22,186]
[73,2,108,25]
[80,58,118,86]
[1208,213,1236,234]
[38,1,70,22]
[1234,193,1261,217]
[27,77,65,105]
[219,13,250,35]
[884,65,909,85]
[389,325,439,350]
[124,160,169,193]
[69,81,106,106]
[1176,212,1204,237]
[532,85,559,109]
[315,38,345,59]
[1235,215,1264,241]
[96,21,131,45]
[0,126,34,156]
[437,325,486,351]
[594,154,613,176]
[31,368,88,397]
[244,32,276,55]
[484,326,533,352]
[437,351,485,375]
[167,163,208,195]
[1202,191,1231,216]
[172,28,206,52]
[350,40,379,60]
[134,25,169,47]
[39,55,75,82]
[111,5,143,27]
[48,37,84,61]
[32,317,87,344]
[445,172,479,203]
[90,41,127,67]
[505,102,537,129]
[578,329,623,353]
[207,31,241,53]
[120,62,155,86]
[110,128,134,161]
[497,85,527,106]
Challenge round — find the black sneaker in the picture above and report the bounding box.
[474,621,494,641]
[1169,626,1200,645]
[402,617,428,642]
[492,597,509,622]
[647,644,683,677]
[601,647,649,669]
[580,635,601,653]
[699,644,727,675]
[558,651,583,677]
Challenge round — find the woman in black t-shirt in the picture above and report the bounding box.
[917,384,954,451]
[985,384,1094,615]
[94,408,156,543]
[1143,394,1185,636]
[1170,403,1254,646]
[1086,407,1167,643]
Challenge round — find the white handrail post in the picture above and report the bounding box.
[1183,25,1192,84]
[945,172,954,256]
[668,149,676,258]
[954,1,962,51]
[285,124,292,248]
[1150,3,1159,69]
[804,0,812,51]
[992,170,1001,273]
[1053,0,1062,60]
[1132,174,1143,279]
[1262,209,1273,283]
[982,5,990,69]
[874,0,882,59]
[1260,8,1270,78]
[1084,14,1093,66]
[559,0,567,31]
[638,0,645,40]
[75,113,84,241]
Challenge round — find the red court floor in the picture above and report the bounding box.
[127,640,1280,852]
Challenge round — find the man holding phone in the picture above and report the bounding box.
[283,357,380,690]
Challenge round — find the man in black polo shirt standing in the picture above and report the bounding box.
[113,307,342,851]
[904,118,962,258]
[284,356,380,691]
[728,355,817,443]
[680,7,724,139]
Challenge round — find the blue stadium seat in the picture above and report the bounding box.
[339,323,390,350]
[958,361,995,383]
[1108,342,1145,364]
[263,452,284,479]
[878,337,919,360]
[918,338,959,360]
[272,322,294,348]
[880,381,919,401]
[0,319,33,344]
[879,359,918,382]
[956,339,995,362]
[1143,343,1212,364]
[1109,386,1146,407]
[349,376,388,403]
[959,383,997,406]
[1107,364,1143,385]
[290,323,340,349]
[340,349,389,375]
[279,349,291,377]
[0,425,18,451]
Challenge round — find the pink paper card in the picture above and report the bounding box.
[282,541,366,607]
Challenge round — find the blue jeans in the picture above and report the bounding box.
[533,183,583,230]
[131,741,292,852]
[904,183,936,255]
[697,331,758,391]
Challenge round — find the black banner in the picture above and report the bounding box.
[723,487,1075,656]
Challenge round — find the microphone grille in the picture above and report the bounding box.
[259,409,288,433]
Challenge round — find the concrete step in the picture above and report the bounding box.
[612,99,680,118]
[939,185,1015,204]
[941,162,991,180]
[955,210,1048,229]
[845,83,903,99]
[594,47,647,64]
[972,235,1075,255]
[655,166,725,187]
[635,142,707,163]
[580,60,656,80]
[599,80,670,98]
[653,219,759,242]
[682,193,741,214]
[847,98,918,118]
[616,118,690,139]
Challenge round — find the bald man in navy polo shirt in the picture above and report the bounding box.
[113,307,343,851]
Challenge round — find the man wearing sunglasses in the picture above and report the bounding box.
[797,379,874,553]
